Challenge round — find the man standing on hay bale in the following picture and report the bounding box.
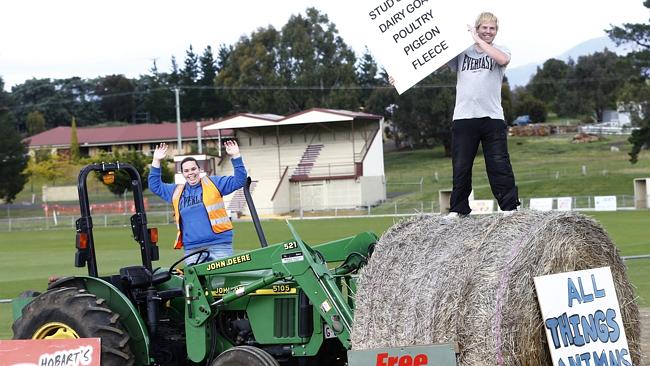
[446,12,520,218]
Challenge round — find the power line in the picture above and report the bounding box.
[5,74,643,114]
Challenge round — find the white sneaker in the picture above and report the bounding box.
[442,212,466,223]
[503,210,517,216]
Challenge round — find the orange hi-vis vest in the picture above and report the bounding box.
[171,176,233,249]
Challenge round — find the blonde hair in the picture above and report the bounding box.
[475,12,499,31]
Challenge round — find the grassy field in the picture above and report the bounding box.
[6,134,650,219]
[2,134,649,340]
[383,134,650,205]
[1,211,649,339]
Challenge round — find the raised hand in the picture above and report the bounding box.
[224,140,240,158]
[468,24,481,45]
[152,143,168,167]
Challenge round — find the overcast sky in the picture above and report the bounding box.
[1,0,647,91]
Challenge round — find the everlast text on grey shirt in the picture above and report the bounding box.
[448,44,510,121]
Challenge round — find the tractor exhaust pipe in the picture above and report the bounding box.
[243,177,268,247]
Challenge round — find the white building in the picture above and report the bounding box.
[203,109,386,216]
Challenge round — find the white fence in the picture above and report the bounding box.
[578,124,639,135]
[0,194,639,232]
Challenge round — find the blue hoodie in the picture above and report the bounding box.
[148,157,247,251]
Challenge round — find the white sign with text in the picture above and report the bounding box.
[469,199,493,214]
[595,196,617,211]
[556,197,573,211]
[529,198,553,211]
[534,267,632,366]
[362,0,476,94]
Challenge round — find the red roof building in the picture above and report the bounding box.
[25,120,234,157]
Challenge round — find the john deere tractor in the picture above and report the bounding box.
[11,162,378,365]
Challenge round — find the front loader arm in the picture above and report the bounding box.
[182,223,377,360]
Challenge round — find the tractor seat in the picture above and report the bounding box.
[120,266,152,289]
[119,265,172,290]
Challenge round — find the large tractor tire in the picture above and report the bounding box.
[12,286,135,366]
[211,345,279,366]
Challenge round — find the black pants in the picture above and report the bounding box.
[449,117,519,215]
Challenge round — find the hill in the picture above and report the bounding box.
[380,133,650,213]
[5,133,650,217]
[506,36,638,88]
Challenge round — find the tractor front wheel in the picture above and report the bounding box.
[12,286,135,366]
[211,345,279,366]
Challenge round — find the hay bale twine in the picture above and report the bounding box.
[351,210,641,365]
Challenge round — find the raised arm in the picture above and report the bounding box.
[224,140,241,159]
[213,141,247,195]
[151,143,168,168]
[148,143,175,202]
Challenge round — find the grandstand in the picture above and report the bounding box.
[203,109,386,216]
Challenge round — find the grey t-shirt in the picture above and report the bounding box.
[448,44,510,120]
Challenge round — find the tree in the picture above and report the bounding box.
[0,109,29,203]
[383,70,456,154]
[96,74,136,122]
[10,78,71,131]
[70,117,80,162]
[216,44,233,72]
[169,56,181,86]
[501,78,514,124]
[198,45,229,118]
[629,124,650,163]
[56,77,104,126]
[357,47,382,103]
[608,0,650,162]
[0,77,10,109]
[24,154,68,186]
[90,150,173,195]
[10,77,104,132]
[142,60,175,122]
[25,110,46,136]
[527,58,573,115]
[181,45,201,119]
[513,88,548,123]
[278,8,360,111]
[365,73,400,147]
[571,50,636,121]
[553,59,585,118]
[216,8,360,114]
[607,0,650,50]
[216,25,284,113]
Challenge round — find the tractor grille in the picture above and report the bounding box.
[274,298,296,338]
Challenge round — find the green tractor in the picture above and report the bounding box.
[11,162,378,365]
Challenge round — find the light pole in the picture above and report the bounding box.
[196,121,202,154]
[174,87,182,153]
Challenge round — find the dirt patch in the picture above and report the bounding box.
[641,307,650,365]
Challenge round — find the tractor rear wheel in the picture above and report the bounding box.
[211,345,279,366]
[12,286,135,366]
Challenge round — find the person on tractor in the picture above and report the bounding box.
[149,140,247,265]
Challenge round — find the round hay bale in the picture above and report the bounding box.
[351,210,641,365]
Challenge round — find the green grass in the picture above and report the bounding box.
[10,135,650,218]
[2,134,650,339]
[1,212,649,339]
[383,135,650,204]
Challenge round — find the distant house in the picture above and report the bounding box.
[579,104,640,135]
[25,120,235,157]
[601,109,631,126]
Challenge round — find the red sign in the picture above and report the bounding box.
[376,352,428,366]
[0,338,100,366]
